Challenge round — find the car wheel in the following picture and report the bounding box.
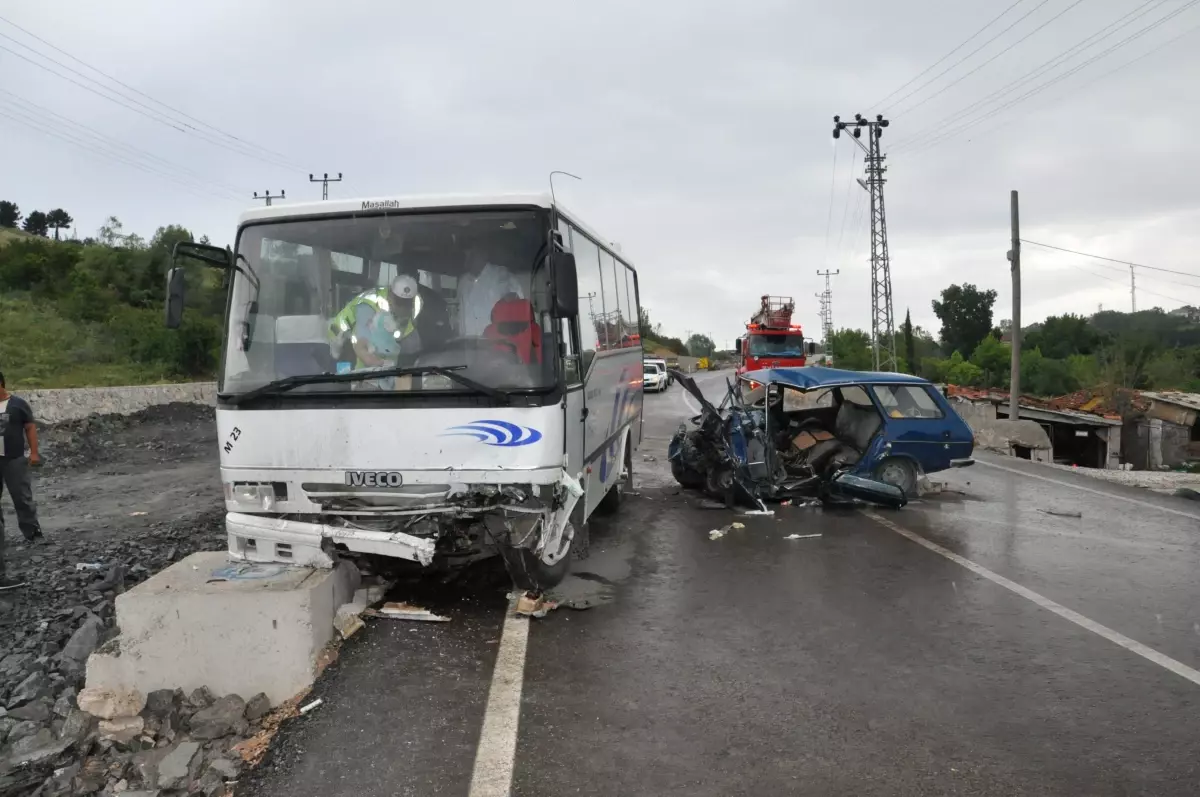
[705,465,734,500]
[874,457,919,498]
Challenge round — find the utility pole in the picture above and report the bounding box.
[815,269,839,351]
[309,172,343,200]
[1007,190,1021,422]
[833,113,895,371]
[1129,264,1136,312]
[253,190,285,206]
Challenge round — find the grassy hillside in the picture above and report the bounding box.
[0,296,196,389]
[0,229,225,390]
[0,227,31,248]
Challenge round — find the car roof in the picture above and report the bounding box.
[740,366,932,390]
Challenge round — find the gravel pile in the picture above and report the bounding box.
[2,682,274,796]
[0,404,226,796]
[38,404,215,471]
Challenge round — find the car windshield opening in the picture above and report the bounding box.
[221,210,553,396]
[748,333,806,357]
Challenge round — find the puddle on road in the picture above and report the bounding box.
[548,537,635,611]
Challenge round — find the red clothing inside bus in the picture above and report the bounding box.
[483,297,543,364]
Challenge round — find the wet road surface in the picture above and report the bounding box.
[241,370,1200,797]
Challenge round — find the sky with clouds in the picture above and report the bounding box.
[3,0,1199,348]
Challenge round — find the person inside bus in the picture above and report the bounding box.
[483,293,542,364]
[456,245,523,337]
[327,274,423,371]
[395,262,452,349]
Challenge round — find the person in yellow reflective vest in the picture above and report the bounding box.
[328,275,423,371]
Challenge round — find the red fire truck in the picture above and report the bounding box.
[735,295,816,376]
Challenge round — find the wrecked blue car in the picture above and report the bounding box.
[668,366,974,508]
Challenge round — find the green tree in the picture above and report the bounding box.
[828,328,873,371]
[945,350,984,386]
[45,208,73,241]
[686,333,716,358]
[932,283,997,357]
[0,201,20,228]
[98,216,124,246]
[22,210,49,237]
[1024,314,1103,359]
[902,310,916,374]
[970,334,1010,388]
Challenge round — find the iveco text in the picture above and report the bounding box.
[165,194,643,588]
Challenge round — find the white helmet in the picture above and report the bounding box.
[389,274,419,301]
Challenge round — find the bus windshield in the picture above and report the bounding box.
[221,210,554,396]
[748,332,806,357]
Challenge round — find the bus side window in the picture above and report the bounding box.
[569,225,603,374]
[556,220,583,384]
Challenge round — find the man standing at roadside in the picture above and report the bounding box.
[0,371,43,590]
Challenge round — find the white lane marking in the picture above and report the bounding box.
[976,459,1200,521]
[679,384,701,416]
[863,511,1200,688]
[468,599,530,797]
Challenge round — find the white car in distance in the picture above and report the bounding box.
[643,362,667,393]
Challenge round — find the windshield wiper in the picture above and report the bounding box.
[226,365,513,405]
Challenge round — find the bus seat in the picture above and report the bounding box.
[275,315,334,376]
[483,298,542,364]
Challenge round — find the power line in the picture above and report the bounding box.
[883,0,1054,113]
[869,0,1027,108]
[822,143,839,268]
[900,17,1200,157]
[1052,260,1185,305]
[0,107,240,205]
[899,0,1200,154]
[892,0,1167,150]
[0,14,298,167]
[1021,239,1200,279]
[0,90,244,198]
[0,38,300,171]
[832,148,859,269]
[892,0,1086,120]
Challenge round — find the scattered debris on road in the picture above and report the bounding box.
[514,591,558,618]
[1039,509,1083,518]
[371,602,451,623]
[784,533,822,540]
[298,699,323,715]
[708,522,744,540]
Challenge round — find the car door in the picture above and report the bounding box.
[869,384,955,473]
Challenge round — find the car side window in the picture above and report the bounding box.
[873,385,945,419]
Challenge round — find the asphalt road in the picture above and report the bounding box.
[240,370,1200,797]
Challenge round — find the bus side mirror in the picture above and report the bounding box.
[551,251,578,317]
[808,341,817,355]
[165,267,186,329]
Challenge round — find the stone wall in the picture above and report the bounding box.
[20,383,217,424]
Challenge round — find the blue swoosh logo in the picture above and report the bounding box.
[442,420,543,447]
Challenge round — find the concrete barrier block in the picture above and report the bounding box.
[85,552,359,707]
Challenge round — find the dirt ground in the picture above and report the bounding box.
[1,401,225,656]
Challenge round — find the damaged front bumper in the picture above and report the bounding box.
[225,471,584,574]
[227,512,438,568]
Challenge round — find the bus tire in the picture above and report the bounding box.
[503,521,574,591]
[594,434,632,516]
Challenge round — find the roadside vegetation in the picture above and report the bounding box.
[0,199,224,389]
[829,282,1200,395]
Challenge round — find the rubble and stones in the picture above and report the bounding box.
[0,403,224,795]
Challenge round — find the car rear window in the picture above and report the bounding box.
[872,385,944,419]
